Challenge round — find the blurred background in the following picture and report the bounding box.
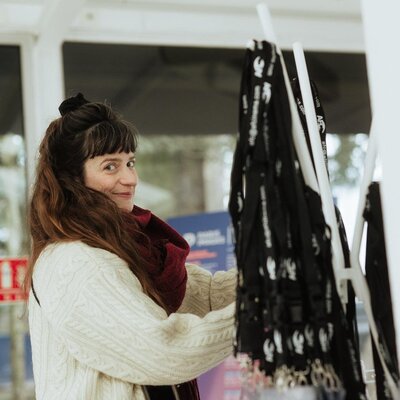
[0,0,374,399]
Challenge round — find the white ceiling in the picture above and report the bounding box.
[0,0,364,51]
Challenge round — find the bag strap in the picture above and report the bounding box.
[31,280,41,306]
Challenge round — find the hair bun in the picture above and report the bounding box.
[58,93,90,116]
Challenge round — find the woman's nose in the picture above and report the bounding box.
[120,168,137,186]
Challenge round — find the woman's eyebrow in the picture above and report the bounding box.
[100,156,135,165]
[100,157,122,165]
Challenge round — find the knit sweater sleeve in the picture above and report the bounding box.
[32,242,234,385]
[177,264,237,317]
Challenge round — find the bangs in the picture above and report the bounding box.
[84,120,138,159]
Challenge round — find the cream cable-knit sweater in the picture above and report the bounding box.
[29,241,237,400]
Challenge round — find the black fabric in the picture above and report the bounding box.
[292,75,361,365]
[229,40,366,399]
[144,382,199,400]
[144,385,177,399]
[364,182,399,400]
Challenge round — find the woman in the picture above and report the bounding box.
[26,93,237,400]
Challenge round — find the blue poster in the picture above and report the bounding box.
[167,211,236,273]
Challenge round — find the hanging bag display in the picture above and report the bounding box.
[364,182,399,400]
[229,40,366,400]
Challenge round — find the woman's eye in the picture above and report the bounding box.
[127,159,136,168]
[104,164,116,171]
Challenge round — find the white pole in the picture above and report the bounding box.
[256,3,277,45]
[256,3,319,194]
[350,125,377,259]
[21,0,84,187]
[292,42,347,303]
[21,36,65,188]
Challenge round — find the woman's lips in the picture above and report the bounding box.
[113,192,133,199]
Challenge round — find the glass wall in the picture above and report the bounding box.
[134,134,236,218]
[63,43,371,216]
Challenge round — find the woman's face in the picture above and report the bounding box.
[83,151,138,212]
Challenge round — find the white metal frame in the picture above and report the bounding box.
[0,0,365,51]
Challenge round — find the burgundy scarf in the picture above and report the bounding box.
[127,206,200,400]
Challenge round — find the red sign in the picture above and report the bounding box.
[0,258,28,303]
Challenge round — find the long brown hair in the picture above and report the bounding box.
[25,101,164,307]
